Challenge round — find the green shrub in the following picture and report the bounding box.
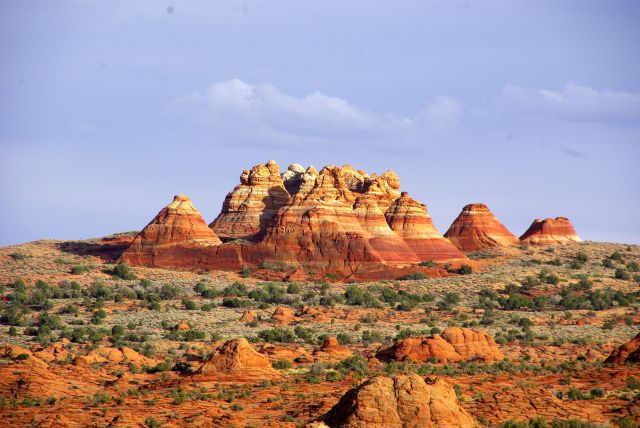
[258,328,296,343]
[614,269,630,280]
[240,266,251,278]
[9,252,28,260]
[287,283,301,294]
[70,265,91,275]
[398,272,427,281]
[113,263,136,280]
[182,299,197,310]
[273,360,292,370]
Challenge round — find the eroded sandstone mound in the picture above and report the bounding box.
[198,338,278,379]
[605,332,640,364]
[322,372,476,428]
[119,194,222,268]
[519,217,581,246]
[444,203,519,251]
[376,327,503,363]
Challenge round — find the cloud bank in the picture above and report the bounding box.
[175,79,640,151]
[175,79,463,147]
[497,82,640,124]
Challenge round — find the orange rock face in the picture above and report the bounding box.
[210,160,290,241]
[385,192,465,262]
[376,327,504,363]
[519,217,581,245]
[119,194,223,269]
[605,332,640,364]
[321,372,476,428]
[444,203,519,251]
[198,338,278,380]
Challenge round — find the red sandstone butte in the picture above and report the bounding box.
[444,203,519,251]
[519,217,581,245]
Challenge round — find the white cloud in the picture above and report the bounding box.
[175,79,460,147]
[496,82,640,124]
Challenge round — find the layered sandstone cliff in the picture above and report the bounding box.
[519,217,581,246]
[444,203,519,251]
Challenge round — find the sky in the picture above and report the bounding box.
[1,0,639,246]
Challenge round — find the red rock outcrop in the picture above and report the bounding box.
[376,327,503,363]
[119,194,223,269]
[321,372,476,427]
[240,309,256,324]
[444,203,519,251]
[519,217,581,245]
[198,338,279,380]
[123,162,468,276]
[385,192,465,262]
[605,332,640,364]
[209,160,290,241]
[271,306,296,324]
[313,336,352,360]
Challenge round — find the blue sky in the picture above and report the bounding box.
[1,0,639,245]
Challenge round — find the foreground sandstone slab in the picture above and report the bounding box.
[321,372,476,428]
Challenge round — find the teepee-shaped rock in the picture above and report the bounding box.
[119,194,221,268]
[385,192,465,262]
[519,217,581,246]
[444,203,519,251]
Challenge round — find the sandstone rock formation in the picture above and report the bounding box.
[210,160,290,241]
[240,309,256,324]
[385,192,465,262]
[519,217,581,245]
[444,203,519,251]
[119,194,222,269]
[122,162,472,276]
[605,332,640,364]
[376,327,503,363]
[322,372,476,427]
[313,336,352,360]
[176,320,190,331]
[198,338,278,379]
[271,306,296,324]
